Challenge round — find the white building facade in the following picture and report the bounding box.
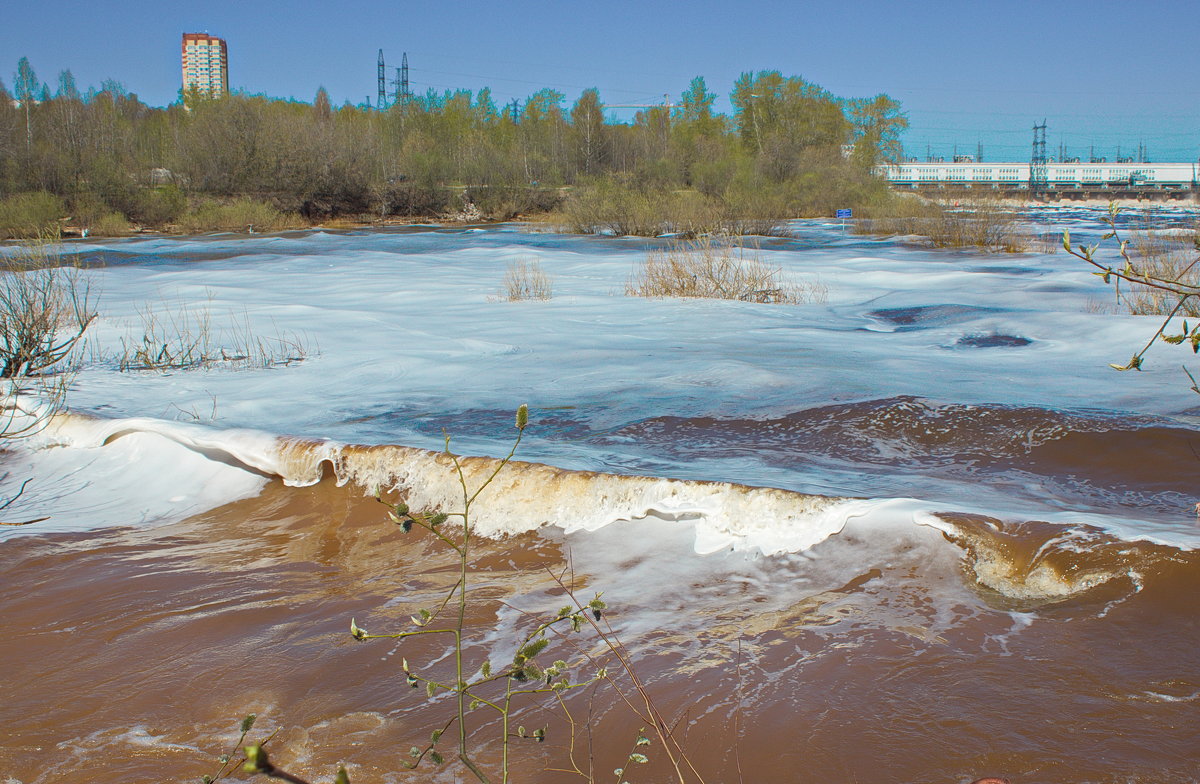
[182,33,229,98]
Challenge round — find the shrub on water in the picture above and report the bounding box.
[0,192,66,240]
[502,258,553,301]
[627,234,826,304]
[1064,203,1200,384]
[854,196,1030,252]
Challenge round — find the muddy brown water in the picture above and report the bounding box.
[2,463,1197,784]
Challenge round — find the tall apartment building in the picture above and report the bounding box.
[181,33,228,98]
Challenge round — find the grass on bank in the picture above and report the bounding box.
[4,182,1040,257]
[176,198,302,234]
[0,192,67,241]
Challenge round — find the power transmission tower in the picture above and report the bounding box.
[377,49,387,110]
[1030,120,1048,198]
[510,99,520,123]
[392,53,412,104]
[401,53,410,102]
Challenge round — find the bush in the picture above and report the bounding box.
[129,185,187,226]
[0,192,66,240]
[855,197,1030,252]
[557,181,729,237]
[501,258,553,301]
[177,198,301,233]
[627,235,826,304]
[372,184,453,218]
[0,237,96,379]
[466,186,563,221]
[89,212,133,237]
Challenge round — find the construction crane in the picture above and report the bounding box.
[603,94,674,112]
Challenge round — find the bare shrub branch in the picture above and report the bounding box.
[1064,203,1200,379]
[0,235,96,379]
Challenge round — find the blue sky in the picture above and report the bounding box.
[3,0,1198,161]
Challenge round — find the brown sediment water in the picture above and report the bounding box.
[2,459,1198,784]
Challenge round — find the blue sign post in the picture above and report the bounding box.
[836,208,852,233]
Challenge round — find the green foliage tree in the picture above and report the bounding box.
[846,93,908,164]
[677,76,718,128]
[13,57,39,151]
[55,70,81,101]
[0,56,913,231]
[569,88,607,176]
[312,86,332,122]
[13,57,39,104]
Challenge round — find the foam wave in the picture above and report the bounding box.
[39,411,879,555]
[932,513,1195,606]
[22,412,1197,608]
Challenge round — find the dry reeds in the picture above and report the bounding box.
[1115,231,1200,317]
[502,258,553,301]
[627,235,826,305]
[118,298,314,371]
[856,199,1030,252]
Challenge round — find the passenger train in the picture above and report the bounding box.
[879,161,1200,193]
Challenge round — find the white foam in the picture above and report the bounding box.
[9,215,1200,548]
[1,415,267,537]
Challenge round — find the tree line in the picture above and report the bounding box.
[0,56,909,235]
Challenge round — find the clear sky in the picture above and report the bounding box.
[3,0,1198,162]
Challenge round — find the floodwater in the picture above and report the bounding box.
[2,210,1198,783]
